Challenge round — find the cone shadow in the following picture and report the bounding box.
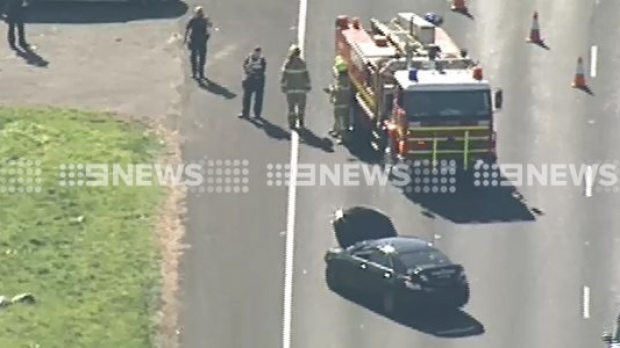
[574,85,594,95]
[452,8,474,19]
[527,40,550,50]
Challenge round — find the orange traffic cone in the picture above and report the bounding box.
[451,0,467,11]
[526,11,543,43]
[571,57,587,88]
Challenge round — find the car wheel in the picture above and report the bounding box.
[325,266,342,291]
[383,292,396,314]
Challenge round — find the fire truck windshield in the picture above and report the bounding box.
[403,89,492,119]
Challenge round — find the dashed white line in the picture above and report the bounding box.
[590,46,598,78]
[584,165,593,197]
[583,286,591,319]
[281,0,306,347]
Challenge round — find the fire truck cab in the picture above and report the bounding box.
[335,12,503,169]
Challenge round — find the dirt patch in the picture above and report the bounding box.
[151,123,188,348]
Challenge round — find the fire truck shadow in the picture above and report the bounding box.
[403,171,541,224]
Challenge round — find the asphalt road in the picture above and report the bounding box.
[177,0,299,347]
[178,0,620,347]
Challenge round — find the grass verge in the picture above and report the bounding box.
[0,106,184,348]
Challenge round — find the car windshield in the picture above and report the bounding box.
[403,89,492,119]
[397,249,451,269]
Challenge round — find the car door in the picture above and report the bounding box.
[350,249,394,295]
[365,250,396,295]
[347,248,375,291]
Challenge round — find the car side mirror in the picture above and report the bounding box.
[494,89,503,110]
[383,271,392,278]
[359,263,367,269]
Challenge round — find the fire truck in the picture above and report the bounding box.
[335,12,503,169]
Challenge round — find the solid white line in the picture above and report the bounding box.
[590,46,598,77]
[282,0,306,347]
[585,165,593,197]
[583,286,591,319]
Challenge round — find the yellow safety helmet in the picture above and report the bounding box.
[334,55,348,72]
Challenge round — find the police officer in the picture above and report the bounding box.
[324,56,351,144]
[184,6,213,79]
[3,0,28,49]
[239,46,266,118]
[280,45,311,129]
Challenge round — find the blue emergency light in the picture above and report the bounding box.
[408,69,418,82]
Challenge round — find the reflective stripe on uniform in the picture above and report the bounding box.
[284,69,308,74]
[286,90,308,94]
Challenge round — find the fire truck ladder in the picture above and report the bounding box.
[369,17,424,58]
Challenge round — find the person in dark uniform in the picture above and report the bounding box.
[239,47,266,119]
[183,6,212,79]
[3,0,28,49]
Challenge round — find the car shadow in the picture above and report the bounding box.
[402,167,542,224]
[333,206,397,248]
[331,287,485,338]
[17,0,188,23]
[243,117,291,141]
[198,78,236,99]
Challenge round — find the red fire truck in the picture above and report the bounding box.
[335,12,503,169]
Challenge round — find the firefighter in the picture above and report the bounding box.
[324,55,351,144]
[184,6,213,79]
[280,45,311,129]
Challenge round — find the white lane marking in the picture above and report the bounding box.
[590,46,598,78]
[583,286,591,319]
[282,0,306,347]
[584,165,593,197]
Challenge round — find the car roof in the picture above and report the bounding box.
[363,237,455,269]
[366,236,433,252]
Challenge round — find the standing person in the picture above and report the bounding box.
[280,45,311,130]
[239,47,267,119]
[183,6,213,79]
[3,0,28,49]
[324,55,352,144]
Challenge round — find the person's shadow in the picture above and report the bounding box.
[297,127,334,153]
[243,116,291,141]
[12,45,49,67]
[197,78,236,99]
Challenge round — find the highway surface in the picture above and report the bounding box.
[178,0,620,347]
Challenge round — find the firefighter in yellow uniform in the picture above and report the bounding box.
[280,45,312,129]
[324,56,352,144]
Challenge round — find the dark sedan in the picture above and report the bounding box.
[324,236,470,314]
